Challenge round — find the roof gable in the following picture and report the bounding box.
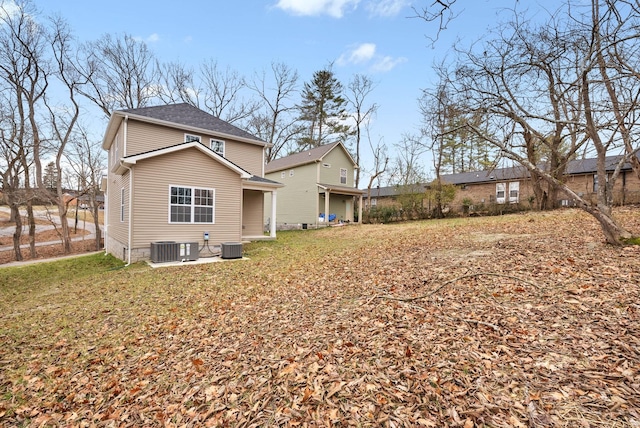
[117,141,251,178]
[265,142,356,173]
[103,103,267,149]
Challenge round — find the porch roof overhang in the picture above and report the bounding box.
[317,183,366,196]
[243,175,284,191]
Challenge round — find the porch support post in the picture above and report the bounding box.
[324,190,330,224]
[358,194,363,224]
[270,190,277,238]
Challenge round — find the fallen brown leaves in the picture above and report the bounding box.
[1,208,640,427]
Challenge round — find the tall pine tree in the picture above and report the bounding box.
[297,68,351,149]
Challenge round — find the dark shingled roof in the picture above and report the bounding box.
[247,175,282,185]
[121,103,265,144]
[362,155,637,198]
[365,184,426,198]
[265,142,342,173]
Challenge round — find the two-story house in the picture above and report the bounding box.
[102,103,282,263]
[264,142,364,229]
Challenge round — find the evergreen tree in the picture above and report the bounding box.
[297,68,351,149]
[43,162,57,189]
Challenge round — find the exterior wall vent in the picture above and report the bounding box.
[150,241,179,263]
[221,242,243,259]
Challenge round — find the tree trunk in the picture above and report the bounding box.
[26,199,37,258]
[11,204,23,261]
[582,204,632,245]
[91,195,102,251]
[58,202,71,253]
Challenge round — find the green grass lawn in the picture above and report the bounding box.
[1,209,639,427]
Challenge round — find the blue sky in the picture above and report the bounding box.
[33,0,556,182]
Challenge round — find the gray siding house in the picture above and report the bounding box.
[264,142,364,228]
[102,103,282,263]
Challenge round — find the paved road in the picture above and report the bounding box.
[0,206,101,253]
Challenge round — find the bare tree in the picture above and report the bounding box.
[156,60,198,106]
[0,0,52,259]
[346,74,378,188]
[364,133,389,211]
[246,61,304,161]
[411,0,460,45]
[46,15,83,253]
[199,59,260,124]
[590,0,640,181]
[65,126,105,251]
[0,102,27,260]
[78,33,158,117]
[439,1,639,244]
[388,134,427,186]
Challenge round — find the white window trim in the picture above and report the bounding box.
[289,169,294,177]
[508,181,520,203]
[184,133,201,143]
[168,185,216,224]
[496,183,506,204]
[210,138,225,157]
[340,168,347,185]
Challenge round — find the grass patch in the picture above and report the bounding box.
[0,252,124,294]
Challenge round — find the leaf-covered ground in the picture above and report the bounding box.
[1,208,639,427]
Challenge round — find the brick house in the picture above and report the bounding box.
[362,155,640,215]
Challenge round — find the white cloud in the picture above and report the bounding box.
[275,0,360,18]
[337,43,376,65]
[132,33,161,44]
[371,55,407,72]
[337,43,406,73]
[0,1,21,20]
[366,0,409,17]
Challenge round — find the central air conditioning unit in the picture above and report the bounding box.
[150,241,179,263]
[179,242,199,261]
[221,242,243,259]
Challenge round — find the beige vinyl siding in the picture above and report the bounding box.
[225,141,263,176]
[125,121,264,176]
[130,147,242,249]
[265,163,320,225]
[126,121,191,155]
[242,190,264,236]
[318,146,355,186]
[106,169,129,245]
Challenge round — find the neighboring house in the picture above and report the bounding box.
[362,155,640,213]
[363,184,426,210]
[264,142,364,228]
[102,103,282,263]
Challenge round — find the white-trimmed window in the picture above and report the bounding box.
[508,181,520,203]
[120,188,125,222]
[210,138,225,156]
[281,171,286,179]
[185,134,201,143]
[169,185,215,224]
[371,198,377,207]
[496,183,506,204]
[289,169,294,177]
[593,174,599,192]
[340,168,347,185]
